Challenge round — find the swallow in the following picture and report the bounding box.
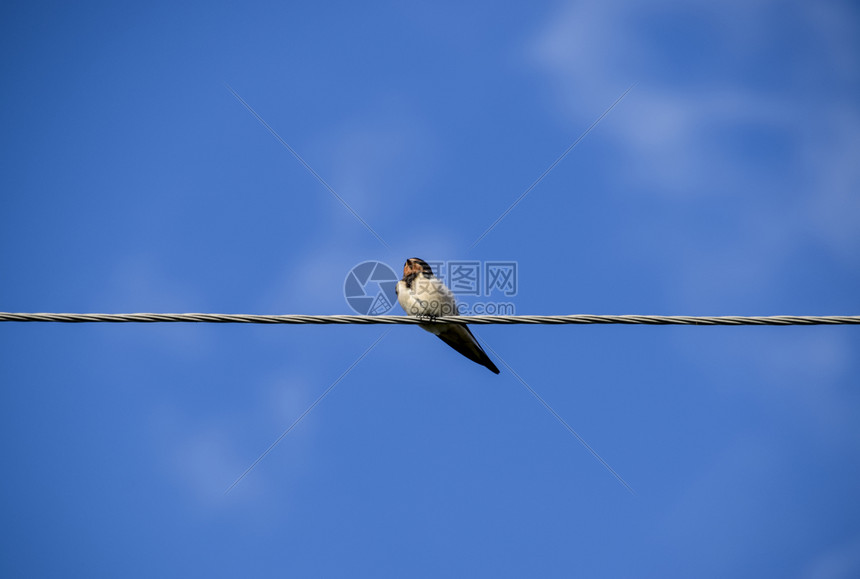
[396,257,500,374]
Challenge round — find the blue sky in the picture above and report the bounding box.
[2,0,859,577]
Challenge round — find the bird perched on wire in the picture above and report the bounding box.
[396,257,500,374]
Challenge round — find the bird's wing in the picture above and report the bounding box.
[434,324,500,374]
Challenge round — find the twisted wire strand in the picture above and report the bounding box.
[1,312,858,325]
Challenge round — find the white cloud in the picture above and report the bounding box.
[324,109,436,213]
[528,0,860,297]
[800,104,860,262]
[146,402,267,507]
[100,254,215,356]
[172,425,249,503]
[802,535,860,579]
[150,385,312,512]
[102,254,203,311]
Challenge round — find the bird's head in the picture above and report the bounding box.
[403,257,434,278]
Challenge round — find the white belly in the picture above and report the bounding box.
[397,276,459,328]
